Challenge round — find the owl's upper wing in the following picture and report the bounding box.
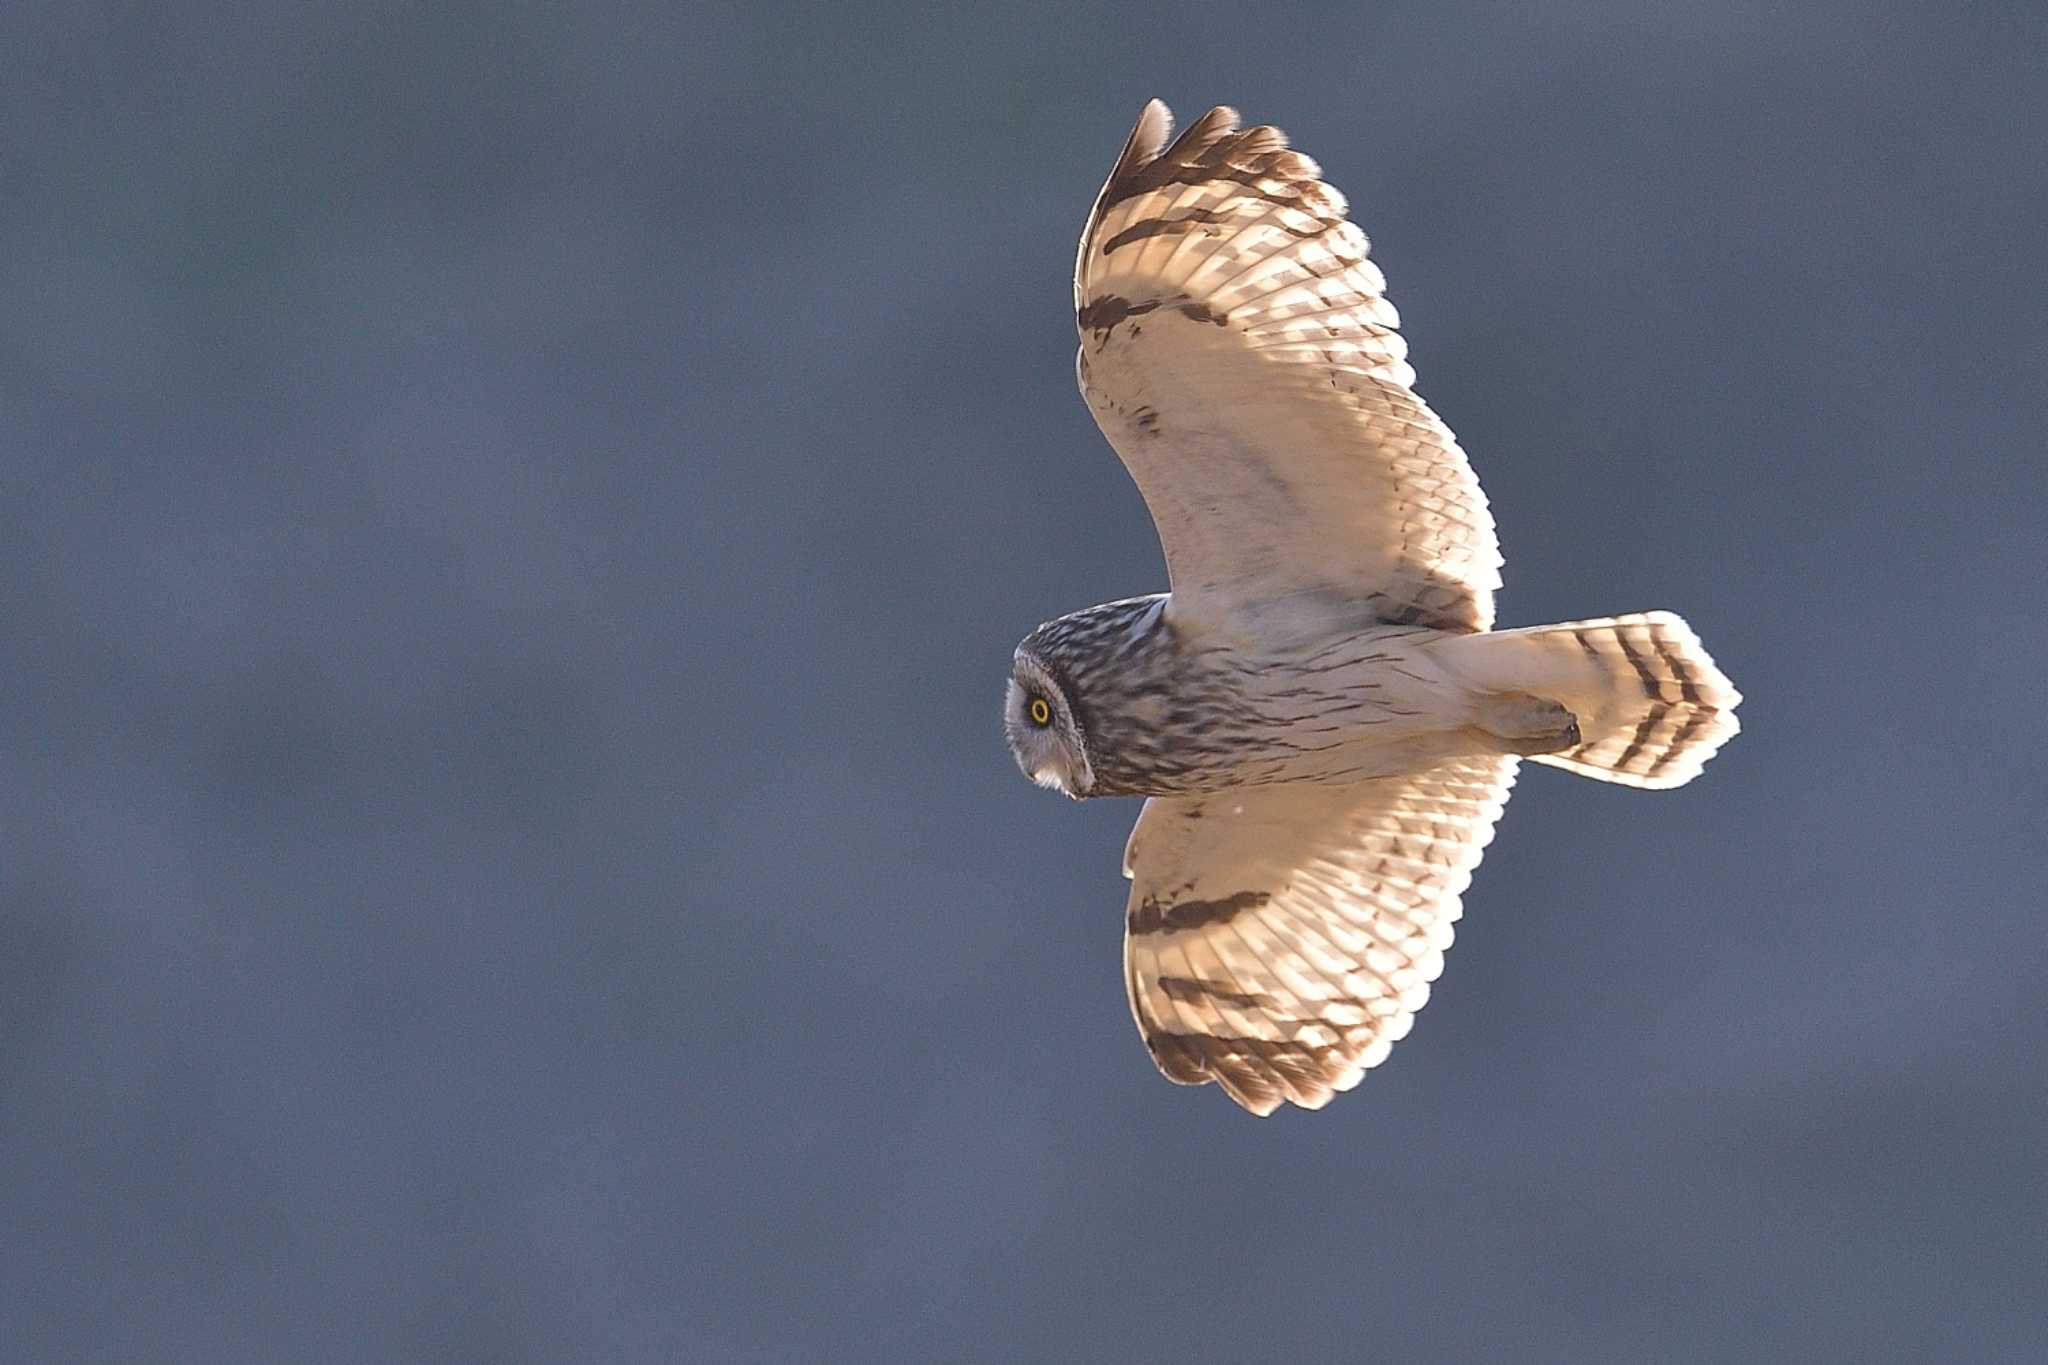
[1121,756,1519,1115]
[1075,102,1500,633]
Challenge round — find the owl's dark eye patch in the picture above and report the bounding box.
[1028,696,1053,727]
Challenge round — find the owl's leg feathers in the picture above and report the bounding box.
[1473,694,1581,755]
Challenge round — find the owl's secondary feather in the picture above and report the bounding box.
[1074,101,1501,635]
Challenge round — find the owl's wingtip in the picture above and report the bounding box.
[1126,99,1174,164]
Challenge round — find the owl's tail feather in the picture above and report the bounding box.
[1437,612,1741,789]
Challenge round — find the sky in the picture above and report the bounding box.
[4,2,2045,1360]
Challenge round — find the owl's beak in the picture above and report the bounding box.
[1031,765,1072,796]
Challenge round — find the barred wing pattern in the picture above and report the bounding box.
[1076,101,1501,633]
[1122,757,1519,1115]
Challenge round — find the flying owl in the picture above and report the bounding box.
[1004,101,1742,1116]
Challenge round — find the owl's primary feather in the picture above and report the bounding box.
[1005,101,1742,1116]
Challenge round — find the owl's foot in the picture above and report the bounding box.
[1475,694,1582,756]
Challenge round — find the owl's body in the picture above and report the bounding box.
[1016,599,1515,796]
[1006,102,1741,1116]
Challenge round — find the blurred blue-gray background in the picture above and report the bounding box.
[5,3,2044,1360]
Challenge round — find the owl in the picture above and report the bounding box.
[1005,101,1741,1116]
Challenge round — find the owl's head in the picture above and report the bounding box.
[1005,647,1094,798]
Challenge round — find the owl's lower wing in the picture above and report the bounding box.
[1076,102,1500,633]
[1121,756,1519,1116]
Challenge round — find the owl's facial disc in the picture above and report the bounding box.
[1005,657,1092,798]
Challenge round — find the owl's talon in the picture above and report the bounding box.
[1476,694,1581,755]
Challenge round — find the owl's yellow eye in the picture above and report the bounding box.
[1028,696,1052,727]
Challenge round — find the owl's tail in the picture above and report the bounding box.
[1435,612,1741,789]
